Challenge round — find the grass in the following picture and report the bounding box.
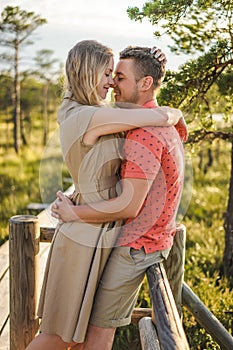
[0,115,69,244]
[0,126,232,348]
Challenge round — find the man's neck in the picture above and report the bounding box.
[137,98,158,108]
[136,93,157,107]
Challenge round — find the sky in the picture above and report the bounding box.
[1,0,190,71]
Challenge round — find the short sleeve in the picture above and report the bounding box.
[59,104,99,157]
[121,127,163,180]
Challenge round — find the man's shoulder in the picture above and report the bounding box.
[126,127,183,153]
[126,126,174,138]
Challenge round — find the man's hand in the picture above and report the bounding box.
[51,191,78,222]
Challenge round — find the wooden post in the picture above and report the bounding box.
[147,263,190,349]
[9,215,40,350]
[163,224,186,318]
[182,282,233,350]
[139,317,160,350]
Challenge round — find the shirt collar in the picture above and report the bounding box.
[142,100,158,108]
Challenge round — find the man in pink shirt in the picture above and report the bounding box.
[53,46,186,350]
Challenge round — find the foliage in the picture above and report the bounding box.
[1,117,232,349]
[32,49,63,145]
[0,3,232,348]
[128,0,233,130]
[113,324,141,350]
[158,42,232,125]
[0,5,47,152]
[0,108,68,244]
[128,0,233,283]
[0,6,47,50]
[127,0,232,55]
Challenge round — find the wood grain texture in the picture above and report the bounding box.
[163,224,186,317]
[9,215,40,350]
[147,263,190,350]
[139,317,160,350]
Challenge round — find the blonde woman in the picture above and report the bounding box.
[26,39,187,350]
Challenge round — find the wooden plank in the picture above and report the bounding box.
[27,203,50,216]
[0,241,9,281]
[0,242,50,350]
[38,206,58,229]
[0,241,10,339]
[139,317,160,350]
[27,203,49,211]
[37,184,74,230]
[0,240,50,350]
[131,308,152,324]
[0,270,9,335]
[38,185,75,241]
[147,263,190,350]
[0,318,9,350]
[183,282,233,350]
[38,243,50,291]
[163,224,186,318]
[40,226,55,242]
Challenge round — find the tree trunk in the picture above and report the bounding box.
[20,111,28,146]
[223,140,233,285]
[13,40,21,153]
[42,83,49,145]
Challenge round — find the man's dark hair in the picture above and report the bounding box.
[119,46,165,89]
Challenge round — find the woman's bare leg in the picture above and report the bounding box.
[71,325,115,350]
[25,333,77,350]
[68,344,84,350]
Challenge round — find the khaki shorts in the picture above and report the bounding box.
[90,246,170,328]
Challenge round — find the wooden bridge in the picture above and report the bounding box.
[1,195,233,349]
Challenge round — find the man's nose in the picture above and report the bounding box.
[111,77,118,87]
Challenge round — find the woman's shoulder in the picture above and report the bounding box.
[58,96,99,124]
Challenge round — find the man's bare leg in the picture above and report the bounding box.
[71,325,116,350]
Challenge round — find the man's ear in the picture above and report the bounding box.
[139,76,153,91]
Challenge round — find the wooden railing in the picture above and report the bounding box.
[8,211,233,350]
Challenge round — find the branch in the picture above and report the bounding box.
[188,129,233,144]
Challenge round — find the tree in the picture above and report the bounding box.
[0,6,47,153]
[127,0,233,282]
[0,72,14,148]
[33,49,62,145]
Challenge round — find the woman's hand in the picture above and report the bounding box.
[160,106,188,142]
[150,46,167,66]
[51,191,78,222]
[174,115,188,142]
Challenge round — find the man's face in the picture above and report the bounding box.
[113,58,140,105]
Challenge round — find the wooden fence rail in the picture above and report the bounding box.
[182,282,233,350]
[146,263,190,349]
[7,212,233,350]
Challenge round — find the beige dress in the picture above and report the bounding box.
[38,94,123,342]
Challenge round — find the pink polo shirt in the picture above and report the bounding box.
[117,100,184,253]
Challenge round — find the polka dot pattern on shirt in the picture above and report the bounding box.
[118,125,184,254]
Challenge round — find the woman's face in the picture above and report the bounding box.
[97,56,114,99]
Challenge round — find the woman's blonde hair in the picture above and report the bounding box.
[65,40,113,106]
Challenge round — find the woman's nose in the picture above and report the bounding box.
[109,77,115,87]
